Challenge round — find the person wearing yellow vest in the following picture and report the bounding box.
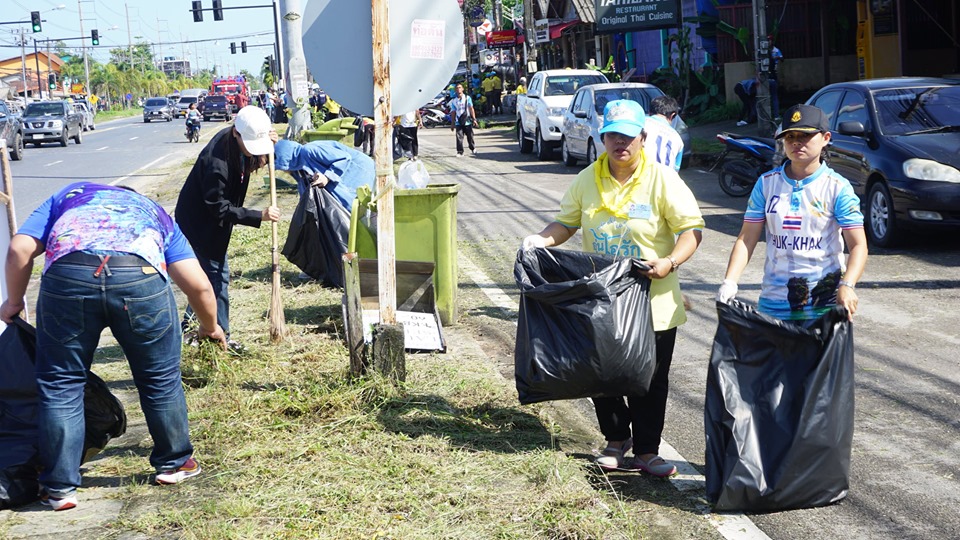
[490,71,503,114]
[522,99,704,478]
[323,95,342,122]
[480,73,496,116]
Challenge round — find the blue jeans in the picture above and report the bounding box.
[183,254,230,337]
[36,259,193,497]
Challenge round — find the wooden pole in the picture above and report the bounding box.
[1,147,16,237]
[342,252,368,377]
[371,0,405,379]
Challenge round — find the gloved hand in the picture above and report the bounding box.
[522,235,547,250]
[717,279,738,303]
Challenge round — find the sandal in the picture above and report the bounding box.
[628,454,677,478]
[595,438,633,471]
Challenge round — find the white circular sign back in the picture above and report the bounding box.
[302,0,464,116]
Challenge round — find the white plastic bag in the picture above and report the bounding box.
[398,160,430,189]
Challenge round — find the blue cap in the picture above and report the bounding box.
[598,99,646,138]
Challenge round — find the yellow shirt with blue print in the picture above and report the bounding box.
[555,152,705,331]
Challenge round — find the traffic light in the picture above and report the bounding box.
[230,42,236,54]
[241,41,247,53]
[213,0,224,21]
[91,29,99,46]
[192,1,203,22]
[31,11,42,33]
[48,73,56,90]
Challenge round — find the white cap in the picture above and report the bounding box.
[233,106,273,156]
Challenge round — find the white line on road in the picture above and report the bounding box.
[129,136,138,141]
[458,254,772,540]
[96,146,109,151]
[44,160,63,167]
[110,153,173,186]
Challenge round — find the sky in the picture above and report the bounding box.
[1,0,281,77]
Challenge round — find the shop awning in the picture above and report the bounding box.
[550,20,581,40]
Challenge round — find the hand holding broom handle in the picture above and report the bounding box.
[268,151,287,343]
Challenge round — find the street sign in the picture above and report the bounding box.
[534,19,550,44]
[594,0,680,34]
[126,93,133,101]
[301,0,464,116]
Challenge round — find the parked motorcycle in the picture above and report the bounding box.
[420,106,449,128]
[711,132,779,197]
[185,120,201,143]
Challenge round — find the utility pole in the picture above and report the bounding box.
[278,0,313,139]
[371,0,405,379]
[125,3,134,71]
[19,28,28,99]
[524,0,536,72]
[78,0,90,94]
[753,0,774,137]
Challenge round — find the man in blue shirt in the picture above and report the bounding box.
[0,183,226,511]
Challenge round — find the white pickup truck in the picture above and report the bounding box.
[516,69,608,159]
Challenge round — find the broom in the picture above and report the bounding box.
[268,151,287,343]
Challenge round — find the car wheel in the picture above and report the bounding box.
[587,140,598,163]
[60,131,68,147]
[144,119,150,123]
[517,121,532,154]
[535,126,551,160]
[91,123,96,131]
[561,137,577,167]
[866,182,900,247]
[11,132,23,161]
[74,128,82,144]
[166,116,172,122]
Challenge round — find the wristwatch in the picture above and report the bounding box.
[839,279,856,290]
[667,255,680,273]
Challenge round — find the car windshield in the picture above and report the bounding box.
[543,75,607,96]
[592,87,663,115]
[873,86,960,136]
[178,97,197,104]
[206,96,226,103]
[24,103,63,116]
[146,98,167,106]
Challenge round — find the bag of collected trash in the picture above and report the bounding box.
[398,160,430,189]
[282,183,351,288]
[705,301,854,512]
[0,318,127,509]
[514,248,656,405]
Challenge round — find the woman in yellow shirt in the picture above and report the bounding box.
[523,99,704,477]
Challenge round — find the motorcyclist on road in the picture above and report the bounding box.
[185,103,201,130]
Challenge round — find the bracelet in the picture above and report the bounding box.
[667,255,680,273]
[839,279,856,290]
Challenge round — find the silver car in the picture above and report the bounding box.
[73,102,95,131]
[560,82,690,166]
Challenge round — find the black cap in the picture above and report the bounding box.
[776,104,830,139]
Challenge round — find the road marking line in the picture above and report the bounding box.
[129,136,138,141]
[110,154,172,186]
[96,146,109,151]
[458,254,772,540]
[44,160,63,167]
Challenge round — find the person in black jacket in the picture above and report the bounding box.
[175,105,280,350]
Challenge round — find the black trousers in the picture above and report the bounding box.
[399,126,419,157]
[455,125,474,154]
[592,327,677,456]
[734,83,757,123]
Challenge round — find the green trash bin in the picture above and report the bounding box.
[349,184,460,326]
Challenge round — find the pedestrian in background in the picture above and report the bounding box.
[175,106,280,352]
[522,100,704,477]
[490,71,503,115]
[643,95,685,171]
[734,78,757,126]
[718,103,868,322]
[450,83,477,156]
[397,109,423,159]
[0,183,227,511]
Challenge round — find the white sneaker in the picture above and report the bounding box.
[41,492,78,511]
[736,120,748,127]
[156,457,202,485]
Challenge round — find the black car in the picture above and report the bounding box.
[0,100,24,160]
[199,94,232,122]
[806,77,960,247]
[143,97,174,123]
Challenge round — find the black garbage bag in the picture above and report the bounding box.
[282,183,351,288]
[705,301,854,512]
[514,248,656,405]
[0,318,128,509]
[0,318,40,509]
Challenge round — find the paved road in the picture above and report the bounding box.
[418,125,960,540]
[7,113,225,224]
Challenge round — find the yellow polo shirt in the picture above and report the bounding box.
[555,152,705,330]
[481,77,495,93]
